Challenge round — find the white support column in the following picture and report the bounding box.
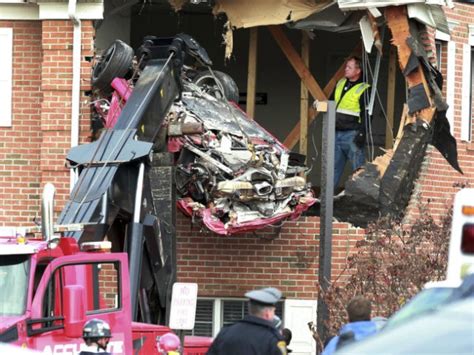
[212,299,222,337]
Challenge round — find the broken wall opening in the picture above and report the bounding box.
[96,0,408,193]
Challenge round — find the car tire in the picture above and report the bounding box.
[192,70,240,103]
[92,40,134,96]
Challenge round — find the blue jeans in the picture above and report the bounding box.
[334,130,365,187]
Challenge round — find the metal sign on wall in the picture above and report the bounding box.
[169,282,198,330]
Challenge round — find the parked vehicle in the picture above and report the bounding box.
[382,279,461,330]
[446,188,474,281]
[337,298,474,355]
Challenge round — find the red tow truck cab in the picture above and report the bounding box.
[0,234,211,354]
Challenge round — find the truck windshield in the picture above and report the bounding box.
[0,255,29,316]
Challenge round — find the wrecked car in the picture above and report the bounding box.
[90,35,316,235]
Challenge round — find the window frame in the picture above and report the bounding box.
[188,297,285,337]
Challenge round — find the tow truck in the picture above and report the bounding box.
[0,34,217,354]
[0,215,210,354]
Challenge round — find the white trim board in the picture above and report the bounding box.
[446,41,456,136]
[461,43,472,142]
[0,27,13,127]
[0,2,103,20]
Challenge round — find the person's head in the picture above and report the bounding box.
[344,56,362,82]
[346,296,371,322]
[82,318,112,350]
[158,332,181,354]
[282,328,292,345]
[245,287,282,321]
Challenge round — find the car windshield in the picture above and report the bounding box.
[0,255,30,316]
[384,286,456,330]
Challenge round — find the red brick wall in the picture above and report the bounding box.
[405,3,474,222]
[176,214,363,298]
[0,20,94,226]
[41,20,94,213]
[0,21,42,225]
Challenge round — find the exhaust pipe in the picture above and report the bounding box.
[41,183,55,242]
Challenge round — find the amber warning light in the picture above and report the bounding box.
[462,205,474,216]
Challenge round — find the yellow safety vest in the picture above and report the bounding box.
[334,79,370,122]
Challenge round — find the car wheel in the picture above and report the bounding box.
[92,39,134,96]
[192,70,240,103]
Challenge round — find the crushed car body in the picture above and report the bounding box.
[90,36,315,235]
[171,92,315,235]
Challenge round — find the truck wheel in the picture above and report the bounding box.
[192,70,240,103]
[92,39,134,96]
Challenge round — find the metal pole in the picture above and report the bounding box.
[129,162,146,320]
[316,100,335,353]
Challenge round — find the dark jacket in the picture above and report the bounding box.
[206,315,286,355]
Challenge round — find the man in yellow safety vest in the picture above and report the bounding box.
[329,56,371,189]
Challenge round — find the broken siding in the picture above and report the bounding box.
[213,0,333,28]
[338,0,449,10]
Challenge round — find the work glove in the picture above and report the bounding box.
[353,130,366,148]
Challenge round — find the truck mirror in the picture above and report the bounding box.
[63,285,86,338]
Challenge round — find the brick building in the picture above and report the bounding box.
[1,1,473,353]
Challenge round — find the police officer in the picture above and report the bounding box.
[79,319,113,355]
[206,287,287,355]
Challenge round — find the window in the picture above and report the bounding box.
[185,298,284,337]
[435,40,442,69]
[446,39,456,135]
[89,263,120,313]
[470,46,473,141]
[42,262,120,319]
[0,255,29,316]
[461,42,472,142]
[189,299,213,336]
[0,28,12,127]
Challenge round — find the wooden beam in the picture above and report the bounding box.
[300,32,310,156]
[283,42,362,149]
[385,6,434,123]
[246,28,258,119]
[385,45,397,149]
[268,25,326,101]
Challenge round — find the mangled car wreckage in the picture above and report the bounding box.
[82,0,463,234]
[89,35,316,235]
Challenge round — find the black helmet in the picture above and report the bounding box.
[83,319,112,339]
